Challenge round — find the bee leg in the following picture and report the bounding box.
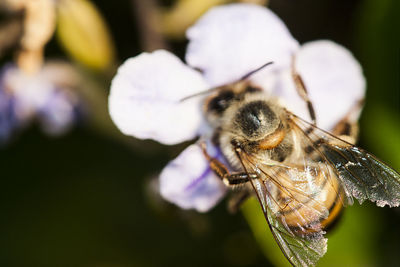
[332,120,359,145]
[331,99,363,144]
[291,57,317,125]
[223,173,258,186]
[228,190,250,214]
[200,143,257,186]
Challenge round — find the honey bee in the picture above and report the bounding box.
[198,62,400,266]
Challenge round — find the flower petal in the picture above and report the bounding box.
[3,64,80,134]
[159,144,227,212]
[186,3,299,87]
[109,50,208,145]
[4,65,55,120]
[0,84,17,143]
[37,90,76,135]
[295,40,366,130]
[269,68,310,123]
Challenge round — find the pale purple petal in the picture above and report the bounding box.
[109,50,209,145]
[37,89,76,135]
[4,66,55,121]
[0,69,18,143]
[273,40,366,131]
[186,3,299,87]
[295,40,366,130]
[159,144,227,212]
[3,64,80,134]
[270,68,310,123]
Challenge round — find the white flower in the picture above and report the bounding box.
[108,3,365,212]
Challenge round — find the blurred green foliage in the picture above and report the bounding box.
[358,0,400,170]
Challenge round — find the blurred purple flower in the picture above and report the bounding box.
[0,76,18,143]
[108,4,365,212]
[0,63,82,143]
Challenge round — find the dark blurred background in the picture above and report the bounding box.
[0,0,399,266]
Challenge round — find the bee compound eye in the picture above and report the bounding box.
[207,90,235,114]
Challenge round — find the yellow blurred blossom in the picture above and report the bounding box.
[56,0,116,71]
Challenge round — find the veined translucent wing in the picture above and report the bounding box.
[236,150,331,266]
[244,170,328,267]
[289,113,400,208]
[234,111,400,266]
[265,204,327,267]
[233,109,399,266]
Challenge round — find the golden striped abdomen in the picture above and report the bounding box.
[265,164,344,234]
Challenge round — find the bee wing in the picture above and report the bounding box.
[289,113,400,208]
[265,203,327,267]
[235,122,343,266]
[234,112,399,265]
[237,146,330,266]
[246,175,327,267]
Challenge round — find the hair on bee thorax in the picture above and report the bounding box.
[204,82,294,169]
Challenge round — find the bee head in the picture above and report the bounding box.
[204,83,261,126]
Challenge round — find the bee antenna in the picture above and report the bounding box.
[179,87,219,102]
[240,61,274,81]
[180,61,274,102]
